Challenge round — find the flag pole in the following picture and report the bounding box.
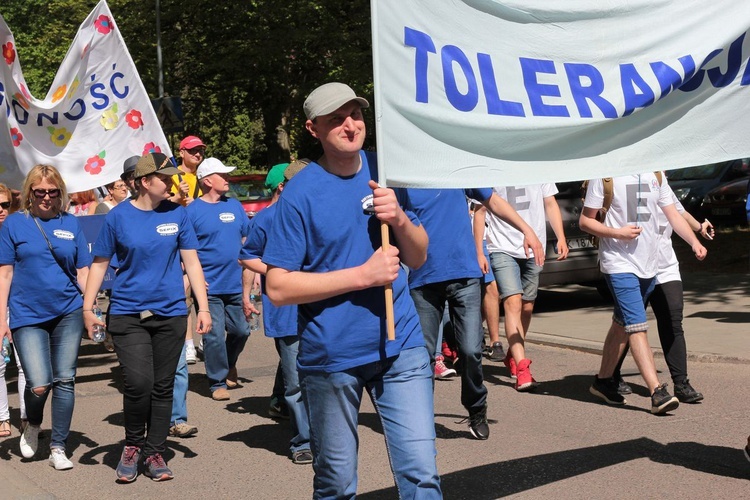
[371,0,396,341]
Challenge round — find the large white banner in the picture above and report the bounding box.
[372,0,750,188]
[0,0,170,193]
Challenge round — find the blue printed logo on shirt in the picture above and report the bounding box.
[156,223,179,236]
[53,230,75,240]
[219,212,236,223]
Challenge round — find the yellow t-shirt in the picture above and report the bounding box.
[171,168,202,206]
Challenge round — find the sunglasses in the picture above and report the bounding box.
[33,188,61,199]
[184,147,206,156]
[0,202,10,210]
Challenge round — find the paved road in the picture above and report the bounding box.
[1,271,748,498]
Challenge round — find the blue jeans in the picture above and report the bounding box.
[171,344,188,425]
[410,278,487,412]
[204,293,251,392]
[301,347,441,500]
[13,309,82,449]
[275,336,310,454]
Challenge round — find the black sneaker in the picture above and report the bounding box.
[590,376,627,405]
[115,445,141,483]
[674,379,704,403]
[651,383,679,415]
[616,377,632,395]
[292,449,313,465]
[487,342,506,362]
[467,406,489,440]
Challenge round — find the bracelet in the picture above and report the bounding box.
[82,309,94,312]
[198,310,210,313]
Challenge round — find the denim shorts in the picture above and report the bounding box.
[604,272,656,334]
[489,251,543,301]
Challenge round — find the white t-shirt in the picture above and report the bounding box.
[655,193,684,284]
[584,173,672,278]
[485,184,558,259]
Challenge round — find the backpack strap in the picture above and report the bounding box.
[600,178,614,217]
[654,171,663,186]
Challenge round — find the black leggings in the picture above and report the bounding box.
[613,280,687,384]
[109,314,187,457]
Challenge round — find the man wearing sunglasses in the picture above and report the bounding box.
[170,135,206,207]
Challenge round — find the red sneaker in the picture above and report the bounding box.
[503,352,517,379]
[515,358,538,392]
[434,355,457,379]
[441,341,458,365]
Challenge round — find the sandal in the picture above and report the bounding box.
[0,420,11,438]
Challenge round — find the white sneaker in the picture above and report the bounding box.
[185,343,197,364]
[49,447,74,470]
[20,423,40,458]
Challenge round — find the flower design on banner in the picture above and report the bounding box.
[94,15,113,35]
[13,93,29,110]
[85,152,106,175]
[142,142,162,155]
[48,127,72,147]
[10,128,23,147]
[125,109,143,129]
[2,42,15,65]
[100,104,119,130]
[52,84,67,103]
[66,77,80,100]
[20,84,31,101]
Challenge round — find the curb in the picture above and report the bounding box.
[525,332,750,365]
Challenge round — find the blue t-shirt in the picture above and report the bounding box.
[186,197,250,295]
[92,200,198,316]
[0,212,92,328]
[262,150,425,372]
[240,203,297,338]
[399,188,492,289]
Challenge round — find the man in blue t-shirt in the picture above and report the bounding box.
[401,188,545,440]
[262,83,441,498]
[187,157,252,402]
[240,159,313,465]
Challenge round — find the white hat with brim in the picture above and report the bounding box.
[196,157,236,180]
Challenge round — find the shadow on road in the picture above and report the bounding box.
[358,438,750,499]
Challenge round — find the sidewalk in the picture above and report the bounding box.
[528,271,750,364]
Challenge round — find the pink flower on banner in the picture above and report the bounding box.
[20,83,31,100]
[85,152,106,175]
[142,142,162,155]
[94,15,113,35]
[2,42,15,65]
[125,109,143,129]
[10,128,23,147]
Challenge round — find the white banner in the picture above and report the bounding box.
[0,0,170,193]
[371,0,750,188]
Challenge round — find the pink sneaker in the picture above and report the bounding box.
[434,355,457,379]
[515,358,538,392]
[441,341,458,365]
[503,352,517,379]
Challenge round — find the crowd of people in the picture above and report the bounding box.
[0,81,747,496]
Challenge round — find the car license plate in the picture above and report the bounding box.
[711,208,731,215]
[567,237,595,250]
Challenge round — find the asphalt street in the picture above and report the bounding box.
[0,270,748,499]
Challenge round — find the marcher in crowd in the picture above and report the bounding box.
[188,157,251,402]
[67,189,99,215]
[263,82,441,498]
[613,196,713,402]
[94,179,130,215]
[83,152,211,483]
[240,159,313,465]
[401,186,544,439]
[0,182,26,439]
[581,172,706,415]
[474,183,568,391]
[0,165,91,469]
[121,155,140,198]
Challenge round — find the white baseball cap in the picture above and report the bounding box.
[303,82,369,121]
[196,157,236,179]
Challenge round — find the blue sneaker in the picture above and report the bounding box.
[115,445,141,483]
[144,453,173,481]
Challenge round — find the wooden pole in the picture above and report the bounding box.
[381,221,396,341]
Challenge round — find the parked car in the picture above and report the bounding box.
[226,173,273,218]
[539,181,603,290]
[699,176,749,228]
[666,158,750,218]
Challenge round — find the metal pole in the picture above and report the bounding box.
[156,0,164,98]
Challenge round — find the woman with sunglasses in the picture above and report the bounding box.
[82,152,211,483]
[0,165,92,469]
[0,182,27,440]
